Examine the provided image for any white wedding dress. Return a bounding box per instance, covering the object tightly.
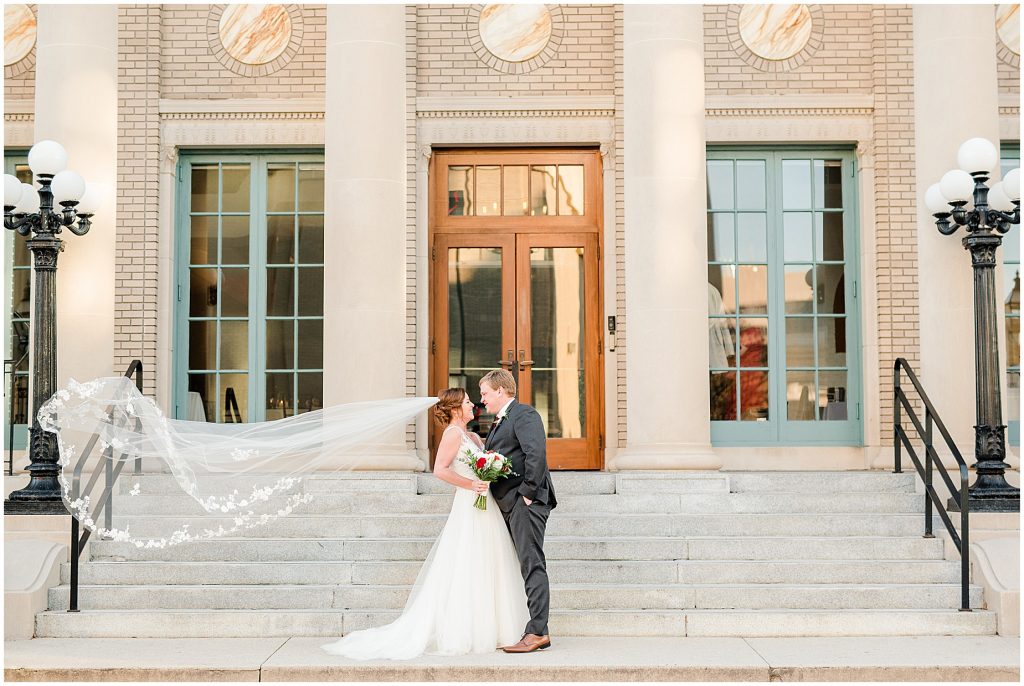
[322,426,530,660]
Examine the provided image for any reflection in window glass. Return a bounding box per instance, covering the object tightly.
[531,165,557,216]
[448,166,473,216]
[558,165,585,216]
[504,166,529,216]
[477,165,501,216]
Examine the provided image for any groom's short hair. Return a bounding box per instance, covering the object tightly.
[480,369,517,396]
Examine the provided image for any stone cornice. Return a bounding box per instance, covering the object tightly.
[159,99,324,119]
[417,95,615,119]
[705,94,874,118]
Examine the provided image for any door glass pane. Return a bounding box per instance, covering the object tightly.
[220,320,248,370]
[817,212,844,261]
[297,163,324,212]
[221,268,248,317]
[708,213,735,263]
[530,247,585,439]
[817,317,847,367]
[267,164,295,213]
[739,318,768,367]
[783,213,813,262]
[189,320,215,371]
[448,247,503,438]
[785,317,814,368]
[815,159,843,209]
[297,267,324,316]
[448,166,473,216]
[785,265,814,314]
[782,159,812,209]
[737,265,768,314]
[190,165,218,212]
[267,215,295,264]
[707,160,734,210]
[190,216,217,264]
[297,319,324,369]
[737,214,767,262]
[708,265,737,315]
[786,370,816,421]
[266,319,295,369]
[189,268,217,317]
[297,372,323,414]
[221,165,250,213]
[530,165,557,216]
[710,371,737,420]
[558,165,584,216]
[220,373,248,422]
[298,215,324,264]
[221,215,250,265]
[816,265,846,315]
[266,372,293,420]
[503,166,528,216]
[818,370,848,420]
[477,165,500,216]
[740,370,769,420]
[266,268,294,316]
[188,374,216,422]
[736,160,766,210]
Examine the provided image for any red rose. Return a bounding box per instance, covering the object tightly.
[476,457,486,469]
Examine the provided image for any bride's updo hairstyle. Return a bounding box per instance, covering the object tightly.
[432,388,467,426]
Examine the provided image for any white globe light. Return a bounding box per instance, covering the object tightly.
[27,140,68,176]
[4,174,23,208]
[50,170,86,204]
[925,183,951,214]
[939,169,975,203]
[1003,168,1020,201]
[957,137,999,174]
[14,183,38,214]
[76,183,102,215]
[988,181,1014,212]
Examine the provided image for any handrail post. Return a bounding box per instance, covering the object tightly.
[68,517,80,612]
[893,360,902,474]
[104,447,113,533]
[924,410,934,538]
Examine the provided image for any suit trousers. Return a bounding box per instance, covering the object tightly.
[497,491,551,636]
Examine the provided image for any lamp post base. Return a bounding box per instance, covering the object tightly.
[3,499,68,515]
[948,493,1020,513]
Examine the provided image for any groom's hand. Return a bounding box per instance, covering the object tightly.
[522,496,533,506]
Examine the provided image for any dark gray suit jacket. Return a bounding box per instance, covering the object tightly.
[485,400,557,509]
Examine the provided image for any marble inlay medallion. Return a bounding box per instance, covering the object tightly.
[997,4,1020,56]
[738,4,813,61]
[479,4,552,63]
[4,4,35,67]
[219,4,292,66]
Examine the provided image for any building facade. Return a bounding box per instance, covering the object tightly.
[4,3,1021,475]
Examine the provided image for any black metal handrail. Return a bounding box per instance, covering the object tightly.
[68,360,143,613]
[893,357,970,612]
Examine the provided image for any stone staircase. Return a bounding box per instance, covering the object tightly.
[36,471,997,638]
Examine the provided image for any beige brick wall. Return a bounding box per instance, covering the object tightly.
[159,4,325,99]
[415,4,615,98]
[613,5,626,446]
[115,5,161,397]
[406,5,419,446]
[997,57,1020,96]
[3,4,36,103]
[704,4,874,95]
[871,4,920,444]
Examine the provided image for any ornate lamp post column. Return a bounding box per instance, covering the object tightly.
[925,137,1021,513]
[3,140,98,514]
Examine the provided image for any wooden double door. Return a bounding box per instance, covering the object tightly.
[430,150,604,470]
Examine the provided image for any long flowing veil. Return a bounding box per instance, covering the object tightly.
[39,376,437,548]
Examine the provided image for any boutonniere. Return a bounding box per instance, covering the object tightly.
[493,414,506,428]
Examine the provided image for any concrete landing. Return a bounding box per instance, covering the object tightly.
[4,635,1019,681]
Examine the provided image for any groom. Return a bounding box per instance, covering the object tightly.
[479,369,557,653]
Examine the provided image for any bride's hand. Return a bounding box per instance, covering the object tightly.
[471,479,488,495]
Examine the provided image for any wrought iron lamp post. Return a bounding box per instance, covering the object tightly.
[925,137,1021,513]
[3,140,99,514]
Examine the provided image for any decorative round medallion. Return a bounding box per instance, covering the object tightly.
[4,3,35,77]
[996,4,1020,68]
[727,4,823,72]
[208,4,304,77]
[468,5,563,74]
[479,4,551,63]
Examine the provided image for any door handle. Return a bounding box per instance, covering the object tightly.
[499,350,516,370]
[518,350,535,369]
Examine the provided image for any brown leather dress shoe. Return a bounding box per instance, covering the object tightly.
[501,633,551,653]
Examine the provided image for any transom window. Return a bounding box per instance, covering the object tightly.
[707,149,861,445]
[447,163,584,217]
[176,153,324,423]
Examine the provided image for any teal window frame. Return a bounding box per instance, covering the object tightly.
[4,151,30,450]
[707,147,863,446]
[1000,141,1020,446]
[174,151,325,422]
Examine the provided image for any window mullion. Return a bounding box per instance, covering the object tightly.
[253,157,268,422]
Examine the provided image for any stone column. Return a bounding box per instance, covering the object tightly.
[33,5,117,400]
[613,4,721,470]
[323,5,420,470]
[912,4,1003,465]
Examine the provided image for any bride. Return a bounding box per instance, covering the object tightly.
[322,388,530,660]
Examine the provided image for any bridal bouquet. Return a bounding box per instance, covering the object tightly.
[460,448,515,511]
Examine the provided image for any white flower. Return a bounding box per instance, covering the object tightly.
[129,483,141,496]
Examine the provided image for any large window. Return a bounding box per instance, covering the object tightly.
[1001,143,1020,446]
[176,154,324,422]
[707,149,861,445]
[4,153,30,450]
